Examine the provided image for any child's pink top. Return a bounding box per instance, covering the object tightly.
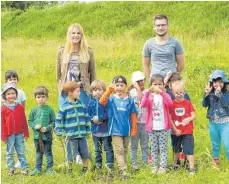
[141,91,172,132]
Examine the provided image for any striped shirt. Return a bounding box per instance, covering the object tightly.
[28,105,55,141]
[55,99,91,139]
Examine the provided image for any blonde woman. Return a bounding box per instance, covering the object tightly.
[57,23,96,107]
[56,24,96,169]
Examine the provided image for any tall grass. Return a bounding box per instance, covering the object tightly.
[1,2,229,184]
[2,2,229,39]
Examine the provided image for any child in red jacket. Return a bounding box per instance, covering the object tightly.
[1,83,29,176]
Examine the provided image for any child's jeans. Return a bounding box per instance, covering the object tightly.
[67,137,90,162]
[131,123,148,165]
[34,139,53,170]
[92,135,114,168]
[112,136,129,171]
[6,134,28,170]
[209,122,229,160]
[148,130,169,168]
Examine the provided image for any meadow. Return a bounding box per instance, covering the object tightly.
[1,2,229,184]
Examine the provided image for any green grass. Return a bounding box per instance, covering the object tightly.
[1,2,229,184]
[2,2,229,39]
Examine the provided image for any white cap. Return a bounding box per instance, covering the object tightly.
[131,71,145,83]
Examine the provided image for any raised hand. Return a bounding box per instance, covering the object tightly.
[205,82,212,95]
[215,85,222,95]
[132,81,140,89]
[108,83,115,90]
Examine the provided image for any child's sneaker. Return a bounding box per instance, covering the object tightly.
[188,168,196,175]
[148,154,152,163]
[212,158,219,168]
[15,160,21,169]
[8,169,15,176]
[132,164,139,171]
[67,168,73,175]
[21,169,29,175]
[157,167,166,174]
[152,167,157,174]
[120,170,130,179]
[76,155,83,165]
[45,168,53,175]
[179,152,185,161]
[81,167,88,176]
[30,168,41,176]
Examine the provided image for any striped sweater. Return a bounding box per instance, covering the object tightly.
[28,105,55,141]
[55,99,91,138]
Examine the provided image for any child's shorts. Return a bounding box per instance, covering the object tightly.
[68,137,89,161]
[171,134,194,155]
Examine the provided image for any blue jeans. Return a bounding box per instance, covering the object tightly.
[34,139,53,170]
[209,122,229,160]
[6,134,28,169]
[67,137,89,162]
[58,88,90,107]
[131,123,148,165]
[92,135,114,168]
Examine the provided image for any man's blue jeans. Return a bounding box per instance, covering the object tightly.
[92,135,114,168]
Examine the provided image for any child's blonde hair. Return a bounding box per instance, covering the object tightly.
[90,80,106,93]
[171,80,185,92]
[63,81,80,95]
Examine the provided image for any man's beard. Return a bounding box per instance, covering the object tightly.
[156,31,168,37]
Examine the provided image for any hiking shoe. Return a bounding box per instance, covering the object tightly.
[21,169,29,175]
[132,164,140,171]
[45,168,53,175]
[8,169,15,176]
[152,167,157,174]
[189,168,196,175]
[120,170,130,179]
[81,167,88,176]
[30,168,41,176]
[157,167,166,174]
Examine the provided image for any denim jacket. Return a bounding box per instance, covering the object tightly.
[87,97,109,134]
[202,91,229,119]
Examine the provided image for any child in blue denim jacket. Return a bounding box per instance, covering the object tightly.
[88,80,114,170]
[202,70,229,167]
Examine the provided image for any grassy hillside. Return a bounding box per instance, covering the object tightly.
[2,2,229,39]
[1,1,229,184]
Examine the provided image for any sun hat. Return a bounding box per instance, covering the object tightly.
[131,71,145,83]
[1,83,18,98]
[209,70,229,84]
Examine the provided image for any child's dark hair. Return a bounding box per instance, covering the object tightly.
[5,70,19,81]
[34,86,49,97]
[168,72,182,83]
[210,78,228,93]
[112,75,127,85]
[150,74,164,85]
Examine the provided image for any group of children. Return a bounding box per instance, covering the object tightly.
[1,69,229,179]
